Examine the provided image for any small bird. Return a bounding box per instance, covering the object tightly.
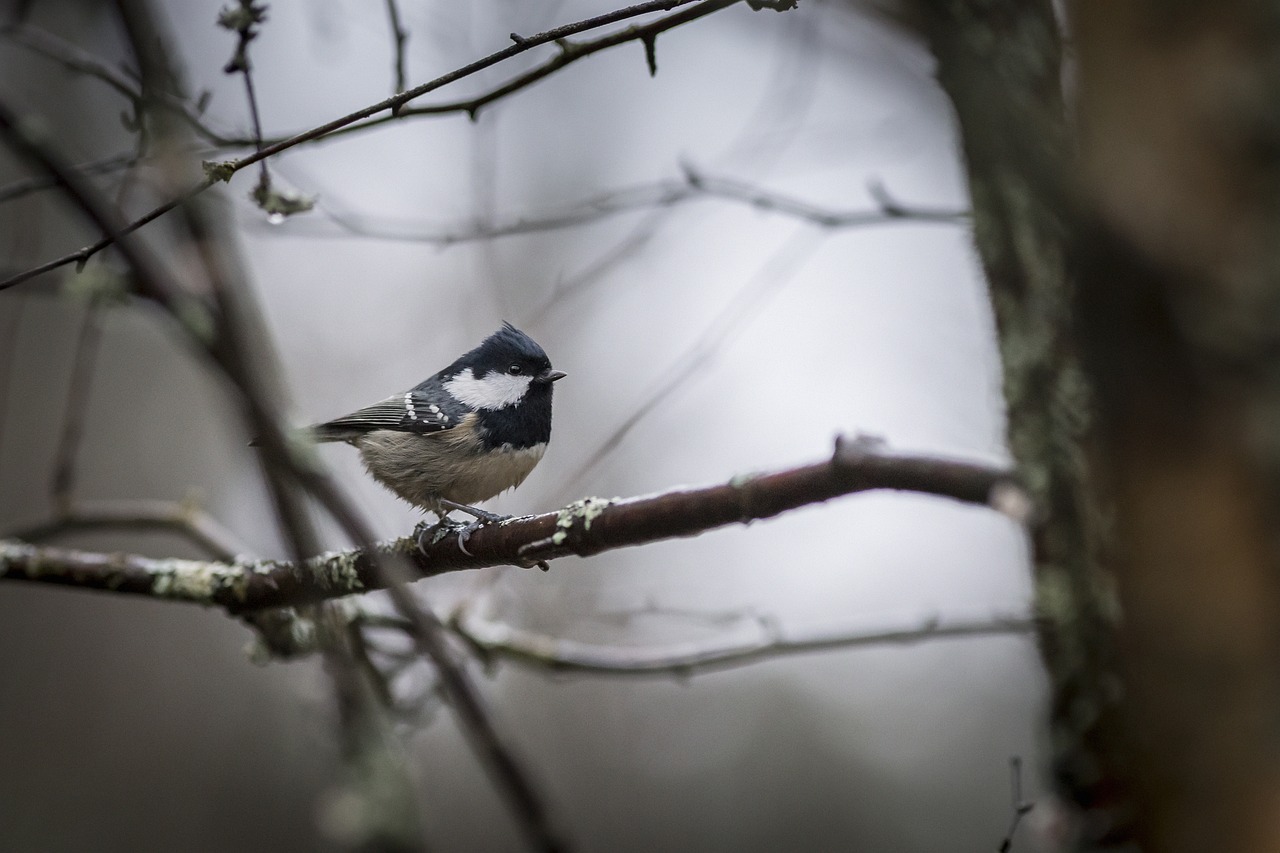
[310,323,565,542]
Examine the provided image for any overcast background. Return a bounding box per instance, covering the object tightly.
[0,1,1046,850]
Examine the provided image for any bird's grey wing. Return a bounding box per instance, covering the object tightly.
[310,392,457,443]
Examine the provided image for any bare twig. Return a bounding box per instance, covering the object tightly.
[382,0,740,122]
[2,439,1019,610]
[218,0,268,182]
[216,0,312,218]
[385,0,409,98]
[0,0,744,291]
[997,756,1035,852]
[451,608,1035,676]
[0,181,211,292]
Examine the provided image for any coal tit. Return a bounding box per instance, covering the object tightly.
[311,323,565,532]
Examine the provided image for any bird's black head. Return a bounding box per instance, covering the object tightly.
[436,323,565,415]
[461,322,553,380]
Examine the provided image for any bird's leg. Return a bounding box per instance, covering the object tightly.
[439,499,509,523]
[438,499,512,556]
[414,510,465,553]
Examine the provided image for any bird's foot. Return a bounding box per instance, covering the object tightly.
[433,499,512,555]
[414,516,467,553]
[454,512,513,556]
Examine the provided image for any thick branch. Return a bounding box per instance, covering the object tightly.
[1,439,1017,612]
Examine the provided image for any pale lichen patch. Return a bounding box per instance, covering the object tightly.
[550,497,615,546]
[150,558,245,603]
[303,549,366,593]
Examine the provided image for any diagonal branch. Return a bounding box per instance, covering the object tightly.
[1,438,1020,612]
[0,0,747,292]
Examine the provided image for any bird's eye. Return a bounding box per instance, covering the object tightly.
[509,364,523,375]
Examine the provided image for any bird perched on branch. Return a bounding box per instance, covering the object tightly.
[310,323,565,546]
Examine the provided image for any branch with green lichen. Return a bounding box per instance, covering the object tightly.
[1,436,1019,613]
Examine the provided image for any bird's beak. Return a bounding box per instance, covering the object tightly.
[538,369,568,383]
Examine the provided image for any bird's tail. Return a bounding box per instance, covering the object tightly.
[248,424,357,447]
[307,423,365,444]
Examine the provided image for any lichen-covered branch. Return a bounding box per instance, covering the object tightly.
[2,438,1017,612]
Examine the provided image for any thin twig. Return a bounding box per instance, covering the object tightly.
[0,0,743,292]
[0,181,212,292]
[1,439,1020,610]
[218,1,271,191]
[385,0,409,98]
[381,0,740,122]
[997,756,1035,852]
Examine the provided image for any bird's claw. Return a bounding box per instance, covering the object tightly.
[456,521,483,556]
[455,513,512,556]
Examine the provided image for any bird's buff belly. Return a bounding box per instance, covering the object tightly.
[356,429,547,511]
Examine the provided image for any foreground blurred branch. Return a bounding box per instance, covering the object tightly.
[0,12,560,844]
[1,437,1018,612]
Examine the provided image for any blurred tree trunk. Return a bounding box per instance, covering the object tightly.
[906,0,1280,849]
[902,0,1132,842]
[1072,3,1280,851]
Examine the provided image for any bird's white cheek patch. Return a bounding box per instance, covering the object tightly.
[444,368,533,410]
